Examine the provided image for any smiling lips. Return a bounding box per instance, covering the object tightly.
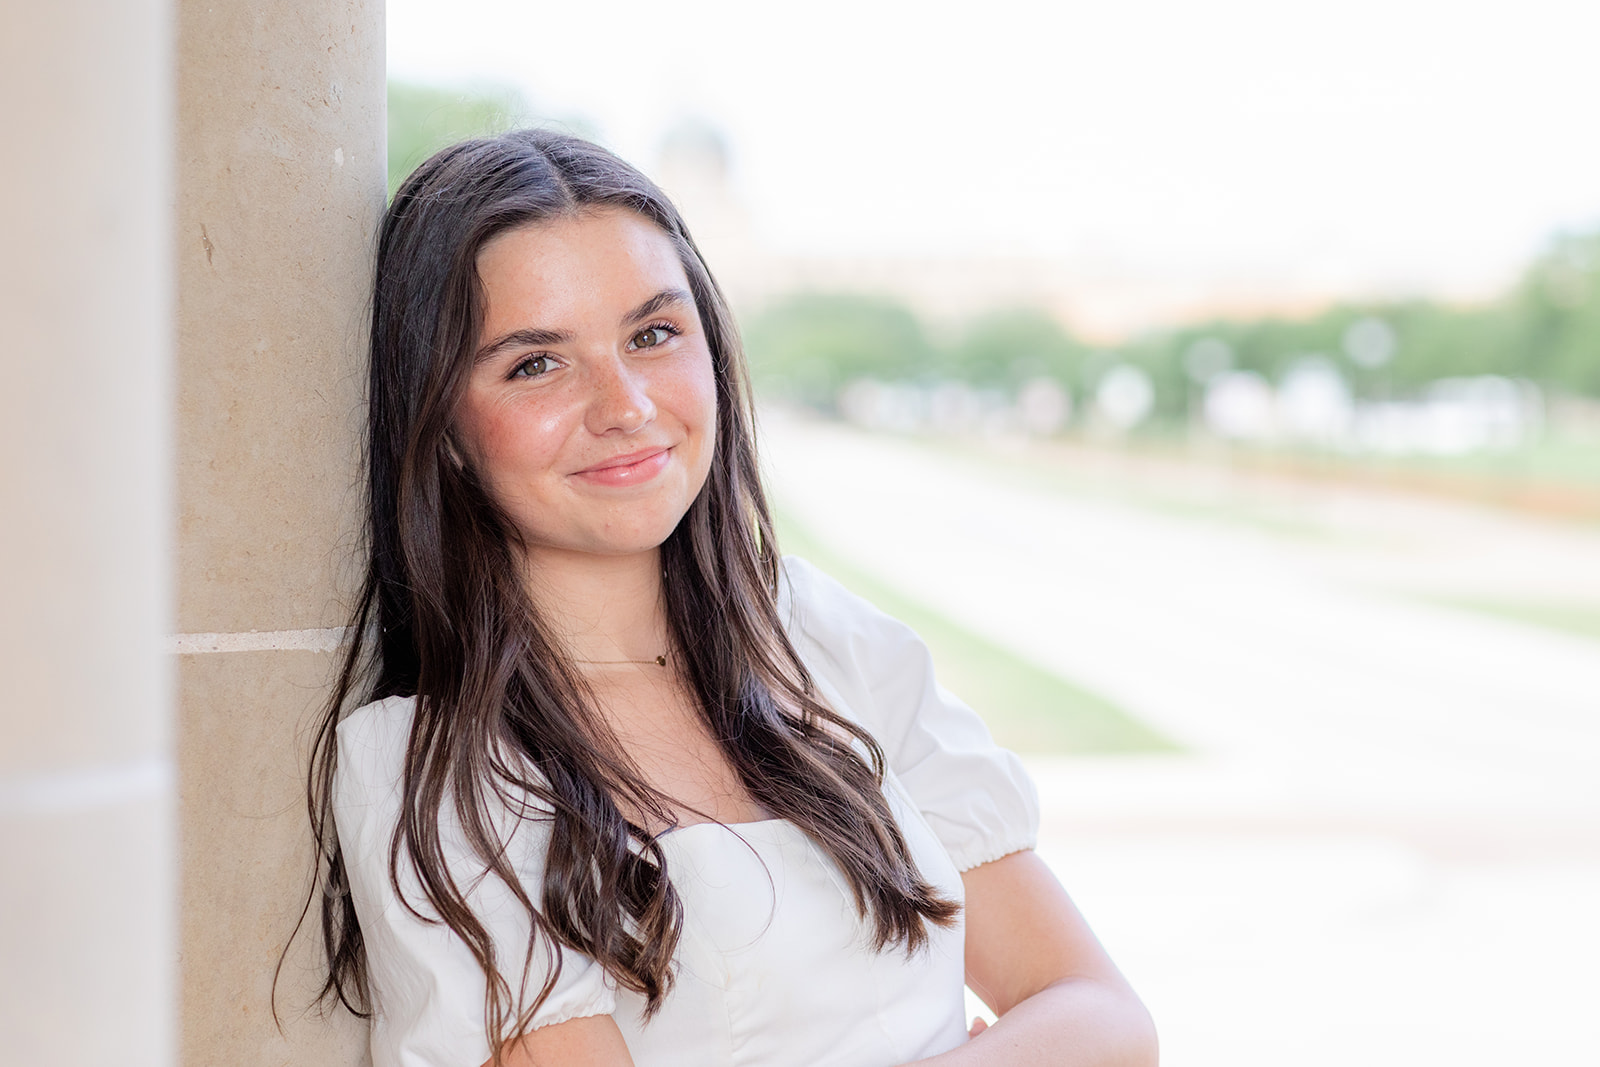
[572,447,672,487]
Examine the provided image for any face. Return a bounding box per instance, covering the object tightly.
[454,208,718,568]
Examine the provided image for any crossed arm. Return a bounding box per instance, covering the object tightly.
[493,849,1157,1067]
[908,849,1157,1066]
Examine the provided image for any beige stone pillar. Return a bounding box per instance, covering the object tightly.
[173,2,383,1064]
[0,1,175,1065]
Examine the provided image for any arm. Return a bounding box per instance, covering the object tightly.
[486,1014,636,1067]
[908,850,1157,1067]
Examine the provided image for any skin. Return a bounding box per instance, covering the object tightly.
[463,209,1157,1067]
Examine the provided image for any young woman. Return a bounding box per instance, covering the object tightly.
[307,129,1156,1067]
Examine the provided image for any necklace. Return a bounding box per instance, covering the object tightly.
[575,653,668,667]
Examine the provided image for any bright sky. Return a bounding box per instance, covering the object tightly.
[389,0,1600,302]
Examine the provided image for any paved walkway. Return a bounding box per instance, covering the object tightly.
[761,414,1600,1066]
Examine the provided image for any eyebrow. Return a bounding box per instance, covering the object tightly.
[620,288,693,328]
[475,326,573,364]
[474,288,694,364]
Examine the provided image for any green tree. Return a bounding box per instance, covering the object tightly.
[387,80,597,198]
[1510,230,1600,394]
[743,293,934,410]
[947,308,1083,387]
[1114,331,1190,421]
[1375,301,1514,391]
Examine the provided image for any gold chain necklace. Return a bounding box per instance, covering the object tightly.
[575,653,668,667]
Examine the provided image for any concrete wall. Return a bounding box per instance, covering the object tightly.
[0,1,176,1064]
[173,1,383,1064]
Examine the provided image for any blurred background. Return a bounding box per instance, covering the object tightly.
[390,1,1600,1063]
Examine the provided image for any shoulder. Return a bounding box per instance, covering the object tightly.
[775,552,862,623]
[775,555,1040,869]
[333,695,417,804]
[337,693,418,756]
[776,554,924,675]
[332,694,554,849]
[330,695,418,862]
[773,554,945,742]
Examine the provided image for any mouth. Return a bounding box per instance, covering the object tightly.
[572,446,672,486]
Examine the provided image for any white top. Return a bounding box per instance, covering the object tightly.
[334,557,1040,1067]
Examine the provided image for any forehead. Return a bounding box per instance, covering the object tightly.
[475,208,690,326]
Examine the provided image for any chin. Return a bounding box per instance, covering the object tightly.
[523,495,703,561]
[576,522,686,559]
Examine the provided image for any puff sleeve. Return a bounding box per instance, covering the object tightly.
[777,556,1041,871]
[333,696,616,1067]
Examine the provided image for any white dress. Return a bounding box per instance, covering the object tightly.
[334,557,1040,1067]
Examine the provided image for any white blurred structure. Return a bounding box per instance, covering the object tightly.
[1094,364,1156,432]
[836,360,1543,458]
[837,379,928,434]
[1353,376,1544,455]
[840,377,1073,438]
[1343,316,1398,368]
[1276,355,1354,446]
[1204,370,1278,442]
[1203,366,1544,455]
[1018,377,1073,436]
[926,381,987,435]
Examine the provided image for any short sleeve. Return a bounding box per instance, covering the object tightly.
[333,696,616,1067]
[777,556,1041,871]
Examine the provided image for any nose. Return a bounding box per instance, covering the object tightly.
[584,354,656,436]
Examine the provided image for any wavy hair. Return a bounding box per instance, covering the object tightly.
[299,129,958,1061]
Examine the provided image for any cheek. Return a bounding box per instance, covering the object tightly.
[458,400,571,494]
[674,350,720,439]
[684,362,721,493]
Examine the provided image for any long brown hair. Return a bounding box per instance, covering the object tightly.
[302,129,958,1058]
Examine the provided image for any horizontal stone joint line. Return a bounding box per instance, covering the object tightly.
[0,757,172,814]
[168,627,348,654]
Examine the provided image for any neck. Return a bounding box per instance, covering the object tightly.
[522,546,670,665]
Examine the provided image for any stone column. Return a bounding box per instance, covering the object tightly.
[0,2,175,1065]
[173,2,383,1064]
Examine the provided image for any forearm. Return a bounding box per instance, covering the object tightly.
[937,850,1158,1066]
[908,977,1157,1067]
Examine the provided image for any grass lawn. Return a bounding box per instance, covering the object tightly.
[772,512,1182,755]
[1429,596,1600,642]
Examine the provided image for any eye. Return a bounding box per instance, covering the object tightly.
[629,323,680,350]
[508,354,556,380]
